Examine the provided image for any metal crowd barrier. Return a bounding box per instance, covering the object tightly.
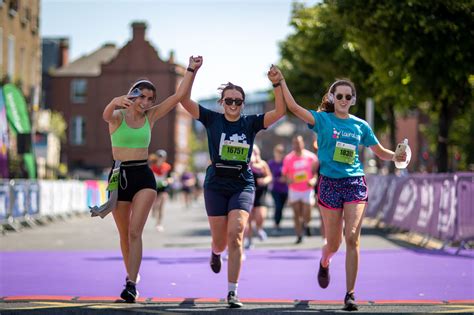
[365,172,474,252]
[0,179,107,232]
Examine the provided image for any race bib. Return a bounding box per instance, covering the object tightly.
[294,170,308,183]
[333,141,356,164]
[221,141,250,162]
[107,168,120,191]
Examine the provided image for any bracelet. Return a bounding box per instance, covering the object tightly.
[187,67,195,73]
[272,81,281,88]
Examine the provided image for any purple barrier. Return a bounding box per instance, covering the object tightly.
[455,173,474,242]
[366,173,474,242]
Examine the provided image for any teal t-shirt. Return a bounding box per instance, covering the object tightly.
[308,110,379,179]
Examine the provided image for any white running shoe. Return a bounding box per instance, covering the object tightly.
[257,229,267,241]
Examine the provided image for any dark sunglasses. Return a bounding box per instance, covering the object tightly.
[335,93,353,101]
[224,98,243,106]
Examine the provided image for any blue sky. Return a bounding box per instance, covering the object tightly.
[41,0,318,100]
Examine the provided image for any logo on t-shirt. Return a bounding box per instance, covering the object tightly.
[332,128,361,141]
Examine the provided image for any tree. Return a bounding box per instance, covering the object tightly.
[335,0,474,172]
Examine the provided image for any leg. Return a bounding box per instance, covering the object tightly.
[227,209,249,283]
[208,215,228,254]
[315,203,326,241]
[112,201,132,275]
[272,191,283,228]
[320,206,343,267]
[292,201,303,237]
[127,188,156,282]
[343,202,366,293]
[302,202,312,232]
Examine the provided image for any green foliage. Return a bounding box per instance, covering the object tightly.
[50,111,67,142]
[334,0,474,171]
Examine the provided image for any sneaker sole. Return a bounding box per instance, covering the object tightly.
[120,290,139,303]
[343,303,358,311]
[228,302,243,308]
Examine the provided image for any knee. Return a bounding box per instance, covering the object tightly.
[345,233,360,249]
[128,229,142,242]
[213,238,227,253]
[227,230,244,250]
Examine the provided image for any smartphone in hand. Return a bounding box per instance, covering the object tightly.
[128,88,142,100]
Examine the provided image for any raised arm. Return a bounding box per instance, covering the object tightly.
[275,68,315,126]
[147,57,202,123]
[263,65,287,128]
[179,56,203,120]
[103,95,133,124]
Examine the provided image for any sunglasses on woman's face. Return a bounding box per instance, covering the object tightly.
[224,98,244,106]
[335,94,353,101]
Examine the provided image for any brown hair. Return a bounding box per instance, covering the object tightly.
[130,79,157,102]
[217,82,245,103]
[318,79,356,113]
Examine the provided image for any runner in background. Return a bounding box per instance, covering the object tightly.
[149,149,172,232]
[181,168,196,208]
[245,144,272,249]
[282,135,319,244]
[268,144,288,234]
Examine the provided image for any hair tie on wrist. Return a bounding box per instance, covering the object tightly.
[272,81,281,88]
[187,67,195,73]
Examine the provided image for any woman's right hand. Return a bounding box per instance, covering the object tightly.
[188,55,203,72]
[114,95,134,109]
[268,64,283,84]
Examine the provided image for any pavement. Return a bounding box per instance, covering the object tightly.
[1,195,473,314]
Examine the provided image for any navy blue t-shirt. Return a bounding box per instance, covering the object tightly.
[198,105,266,192]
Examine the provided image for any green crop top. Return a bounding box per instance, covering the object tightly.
[110,111,151,148]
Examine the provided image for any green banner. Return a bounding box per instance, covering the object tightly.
[3,84,31,133]
[3,84,36,179]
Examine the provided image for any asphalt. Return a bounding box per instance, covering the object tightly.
[1,195,473,314]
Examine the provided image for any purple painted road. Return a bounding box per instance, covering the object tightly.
[1,248,472,301]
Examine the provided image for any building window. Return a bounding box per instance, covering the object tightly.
[71,79,87,103]
[8,0,18,17]
[7,35,14,80]
[70,116,85,145]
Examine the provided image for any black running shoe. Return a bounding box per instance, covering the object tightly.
[343,292,358,311]
[227,291,243,308]
[295,236,303,244]
[120,281,139,303]
[317,260,330,289]
[305,226,312,236]
[210,252,222,273]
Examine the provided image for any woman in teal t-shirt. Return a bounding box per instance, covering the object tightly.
[274,68,407,311]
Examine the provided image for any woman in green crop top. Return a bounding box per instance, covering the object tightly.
[101,63,197,303]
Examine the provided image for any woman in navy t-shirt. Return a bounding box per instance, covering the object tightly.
[180,56,285,308]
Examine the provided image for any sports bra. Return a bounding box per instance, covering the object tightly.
[110,111,151,148]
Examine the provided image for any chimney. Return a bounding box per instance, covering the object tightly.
[131,21,147,41]
[59,38,69,66]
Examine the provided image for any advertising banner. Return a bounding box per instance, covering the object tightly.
[0,180,10,221]
[0,88,9,178]
[3,84,36,179]
[366,173,474,242]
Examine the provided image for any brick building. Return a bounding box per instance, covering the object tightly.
[48,22,192,176]
[0,0,41,100]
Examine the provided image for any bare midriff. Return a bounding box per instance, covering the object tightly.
[112,147,149,162]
